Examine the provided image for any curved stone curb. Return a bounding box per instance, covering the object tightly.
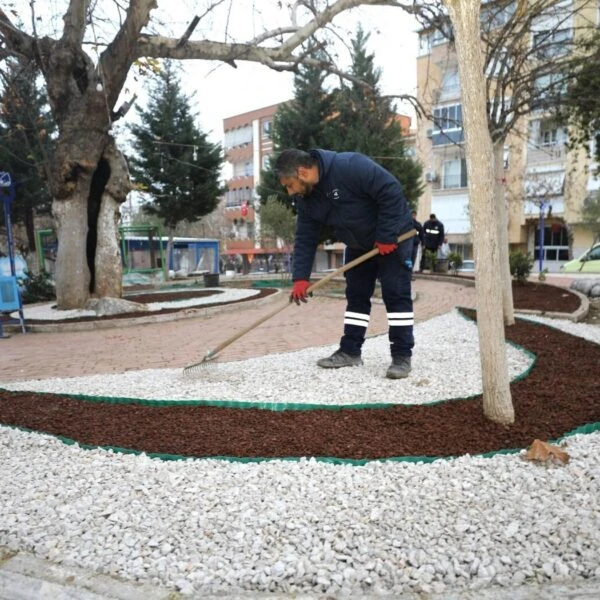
[6,288,284,334]
[415,273,589,322]
[2,547,600,600]
[515,286,589,323]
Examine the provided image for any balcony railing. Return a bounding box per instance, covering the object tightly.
[526,144,565,164]
[225,195,253,208]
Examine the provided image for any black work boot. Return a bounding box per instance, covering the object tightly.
[317,349,363,369]
[386,356,411,379]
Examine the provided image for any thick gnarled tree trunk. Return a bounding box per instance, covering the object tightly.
[51,108,130,308]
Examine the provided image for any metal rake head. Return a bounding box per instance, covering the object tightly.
[182,350,218,375]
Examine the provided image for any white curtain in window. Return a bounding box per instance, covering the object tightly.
[443,159,461,188]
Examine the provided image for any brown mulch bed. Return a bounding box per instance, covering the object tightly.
[0,281,598,461]
[510,280,582,312]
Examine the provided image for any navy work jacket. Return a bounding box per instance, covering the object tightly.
[292,149,412,281]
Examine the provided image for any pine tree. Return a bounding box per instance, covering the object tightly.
[260,31,423,211]
[0,57,54,253]
[257,44,337,207]
[128,61,225,240]
[329,26,423,208]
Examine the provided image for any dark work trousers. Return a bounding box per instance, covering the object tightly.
[340,246,414,358]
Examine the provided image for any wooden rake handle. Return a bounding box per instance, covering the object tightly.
[305,228,417,294]
[187,229,417,367]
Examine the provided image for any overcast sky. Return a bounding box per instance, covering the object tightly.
[178,4,420,144]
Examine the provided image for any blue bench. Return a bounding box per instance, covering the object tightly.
[0,275,25,337]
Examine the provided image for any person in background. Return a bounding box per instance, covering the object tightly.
[275,148,415,379]
[420,213,445,271]
[410,210,424,278]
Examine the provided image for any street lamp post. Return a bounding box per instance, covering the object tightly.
[538,200,547,273]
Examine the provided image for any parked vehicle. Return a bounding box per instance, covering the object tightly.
[561,243,600,273]
[457,259,475,273]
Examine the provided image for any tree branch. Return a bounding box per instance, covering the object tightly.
[99,0,157,108]
[61,0,91,48]
[0,7,37,60]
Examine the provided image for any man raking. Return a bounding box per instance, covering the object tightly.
[275,149,415,379]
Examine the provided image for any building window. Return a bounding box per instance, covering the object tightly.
[442,159,468,189]
[432,104,464,146]
[262,121,272,138]
[533,73,568,110]
[433,104,462,132]
[233,161,253,178]
[484,49,512,78]
[540,128,558,147]
[225,187,253,208]
[418,24,453,55]
[534,224,569,262]
[262,155,271,170]
[431,23,453,46]
[440,68,460,99]
[481,1,517,29]
[533,28,572,60]
[537,122,567,149]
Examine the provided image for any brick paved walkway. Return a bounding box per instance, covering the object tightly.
[0,279,478,382]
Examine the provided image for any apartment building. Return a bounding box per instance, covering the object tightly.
[415,0,599,271]
[221,103,283,270]
[222,103,415,272]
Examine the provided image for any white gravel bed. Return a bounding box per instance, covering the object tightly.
[14,287,260,321]
[518,313,600,345]
[0,427,599,596]
[1,311,599,597]
[1,311,533,406]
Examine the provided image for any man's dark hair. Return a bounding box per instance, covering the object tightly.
[274,149,316,178]
[430,213,436,219]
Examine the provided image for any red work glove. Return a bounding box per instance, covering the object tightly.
[375,241,398,255]
[290,280,311,305]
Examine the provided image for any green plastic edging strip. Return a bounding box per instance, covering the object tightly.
[251,280,292,288]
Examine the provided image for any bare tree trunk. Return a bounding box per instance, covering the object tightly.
[493,142,515,325]
[444,0,514,425]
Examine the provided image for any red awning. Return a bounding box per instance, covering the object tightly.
[222,248,291,255]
